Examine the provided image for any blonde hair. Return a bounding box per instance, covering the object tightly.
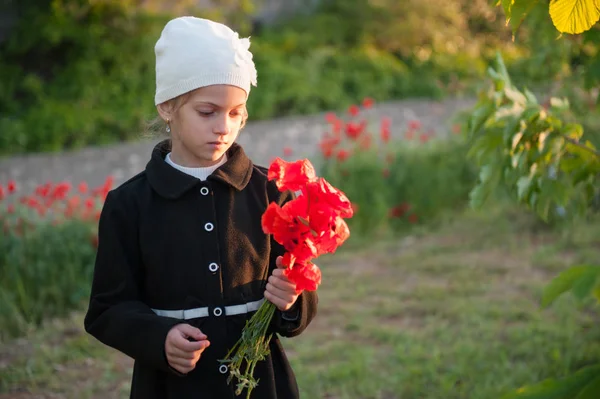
[144,91,248,139]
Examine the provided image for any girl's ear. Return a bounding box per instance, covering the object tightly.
[156,102,173,122]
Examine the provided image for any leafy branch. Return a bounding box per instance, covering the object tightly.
[466,52,600,222]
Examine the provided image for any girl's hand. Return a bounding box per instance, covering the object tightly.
[264,256,302,311]
[165,324,210,374]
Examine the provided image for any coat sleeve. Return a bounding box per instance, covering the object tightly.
[266,184,319,338]
[84,190,182,373]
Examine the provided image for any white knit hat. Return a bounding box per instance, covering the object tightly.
[154,16,258,105]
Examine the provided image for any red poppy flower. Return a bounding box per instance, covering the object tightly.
[345,121,366,140]
[79,182,88,194]
[0,185,4,201]
[380,119,391,143]
[305,178,353,218]
[332,119,344,136]
[336,149,350,162]
[284,261,322,292]
[362,97,374,109]
[268,158,317,192]
[316,216,350,255]
[325,112,337,124]
[408,120,422,131]
[348,105,360,117]
[7,180,16,193]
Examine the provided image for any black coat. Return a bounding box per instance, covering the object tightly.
[84,140,318,399]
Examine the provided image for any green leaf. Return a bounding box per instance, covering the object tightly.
[517,175,532,200]
[504,0,541,35]
[550,97,570,110]
[541,265,599,307]
[502,364,600,399]
[524,88,539,105]
[468,103,495,136]
[549,0,600,34]
[576,375,600,399]
[572,267,600,301]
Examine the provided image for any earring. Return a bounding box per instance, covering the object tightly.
[166,119,171,133]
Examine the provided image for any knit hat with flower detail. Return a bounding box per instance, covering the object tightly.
[154,16,258,105]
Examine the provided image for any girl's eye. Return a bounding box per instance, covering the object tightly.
[198,111,213,116]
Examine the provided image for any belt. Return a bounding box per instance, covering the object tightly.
[151,298,265,320]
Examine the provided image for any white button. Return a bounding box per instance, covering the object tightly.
[219,364,228,374]
[213,307,223,317]
[204,223,214,232]
[200,187,209,196]
[209,263,219,272]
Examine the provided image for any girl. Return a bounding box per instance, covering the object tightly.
[84,16,318,399]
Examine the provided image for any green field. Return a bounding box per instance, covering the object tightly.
[2,204,599,399]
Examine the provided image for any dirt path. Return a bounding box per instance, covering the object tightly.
[0,97,474,193]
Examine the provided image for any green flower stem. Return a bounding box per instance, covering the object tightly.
[220,300,276,398]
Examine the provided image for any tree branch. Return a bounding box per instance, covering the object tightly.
[563,136,600,160]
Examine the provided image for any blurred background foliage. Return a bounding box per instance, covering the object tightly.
[0,0,598,154]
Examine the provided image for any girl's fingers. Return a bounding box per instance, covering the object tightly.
[268,274,296,292]
[167,345,197,360]
[173,337,210,352]
[266,282,297,302]
[264,290,295,311]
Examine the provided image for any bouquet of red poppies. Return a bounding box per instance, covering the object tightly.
[220,157,353,398]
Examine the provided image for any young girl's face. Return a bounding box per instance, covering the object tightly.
[160,84,248,167]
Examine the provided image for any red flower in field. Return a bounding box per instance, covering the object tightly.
[283,147,293,156]
[345,121,366,140]
[419,133,430,144]
[94,210,101,221]
[348,104,360,117]
[405,130,415,140]
[79,182,88,194]
[7,204,15,214]
[380,124,390,143]
[362,97,374,109]
[91,176,114,201]
[51,182,71,200]
[332,119,344,136]
[85,198,95,210]
[7,180,16,193]
[390,202,411,218]
[408,214,418,224]
[325,112,337,124]
[408,120,422,131]
[27,197,40,208]
[336,149,350,162]
[0,185,4,201]
[284,261,322,292]
[382,168,390,178]
[381,117,391,129]
[268,158,317,192]
[35,183,51,198]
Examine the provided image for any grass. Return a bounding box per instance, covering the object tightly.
[1,202,599,399]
